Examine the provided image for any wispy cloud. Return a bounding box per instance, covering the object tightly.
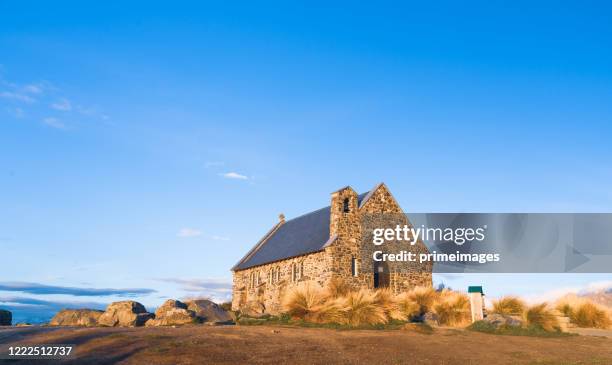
[212,235,230,241]
[177,227,202,238]
[23,84,44,94]
[220,172,248,180]
[42,117,65,129]
[0,74,107,125]
[51,98,72,111]
[0,296,106,309]
[157,278,232,302]
[0,282,156,297]
[0,91,35,103]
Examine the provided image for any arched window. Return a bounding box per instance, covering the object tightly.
[275,267,281,283]
[268,270,273,285]
[291,263,298,282]
[343,198,350,213]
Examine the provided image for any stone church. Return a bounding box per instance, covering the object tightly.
[231,183,432,315]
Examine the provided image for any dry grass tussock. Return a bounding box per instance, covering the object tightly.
[406,286,437,315]
[524,303,559,332]
[282,284,462,327]
[282,283,326,322]
[433,290,471,327]
[492,296,526,316]
[282,283,611,330]
[555,295,611,329]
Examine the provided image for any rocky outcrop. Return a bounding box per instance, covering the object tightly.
[0,310,11,326]
[98,301,154,327]
[145,300,196,327]
[483,313,522,328]
[50,309,103,327]
[185,299,233,324]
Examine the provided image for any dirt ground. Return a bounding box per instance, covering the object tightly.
[1,325,611,365]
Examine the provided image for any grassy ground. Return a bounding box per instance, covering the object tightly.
[1,324,611,365]
[467,320,576,338]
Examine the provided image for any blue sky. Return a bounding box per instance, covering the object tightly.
[1,1,611,323]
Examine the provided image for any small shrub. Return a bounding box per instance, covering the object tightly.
[556,296,611,329]
[374,289,406,321]
[571,302,610,329]
[492,296,525,316]
[306,297,347,324]
[326,277,350,298]
[406,286,437,315]
[395,293,421,320]
[556,302,573,317]
[342,289,387,326]
[433,290,470,327]
[524,303,559,332]
[282,283,325,320]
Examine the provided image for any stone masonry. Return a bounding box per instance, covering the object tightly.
[231,183,432,315]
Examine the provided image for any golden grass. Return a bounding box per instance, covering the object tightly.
[433,290,471,327]
[282,283,325,320]
[280,282,485,328]
[492,296,526,316]
[524,303,559,332]
[325,277,351,298]
[555,296,611,329]
[280,280,611,331]
[572,302,611,329]
[305,297,347,324]
[374,288,406,321]
[342,289,388,326]
[406,286,437,315]
[395,293,421,320]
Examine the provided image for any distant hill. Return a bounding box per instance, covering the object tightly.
[580,288,612,308]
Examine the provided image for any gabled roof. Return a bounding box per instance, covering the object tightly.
[232,190,370,271]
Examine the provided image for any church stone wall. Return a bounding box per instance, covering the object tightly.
[231,184,432,315]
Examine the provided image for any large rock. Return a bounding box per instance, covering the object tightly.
[145,300,196,327]
[420,312,439,327]
[98,301,154,327]
[185,299,233,324]
[483,313,523,328]
[50,309,103,327]
[0,310,11,326]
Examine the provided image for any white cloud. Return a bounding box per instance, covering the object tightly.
[51,98,72,111]
[157,277,232,302]
[42,117,65,129]
[0,91,35,103]
[220,172,248,180]
[211,235,230,241]
[177,228,202,238]
[23,84,43,94]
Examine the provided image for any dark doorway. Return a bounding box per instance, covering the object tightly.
[373,261,390,288]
